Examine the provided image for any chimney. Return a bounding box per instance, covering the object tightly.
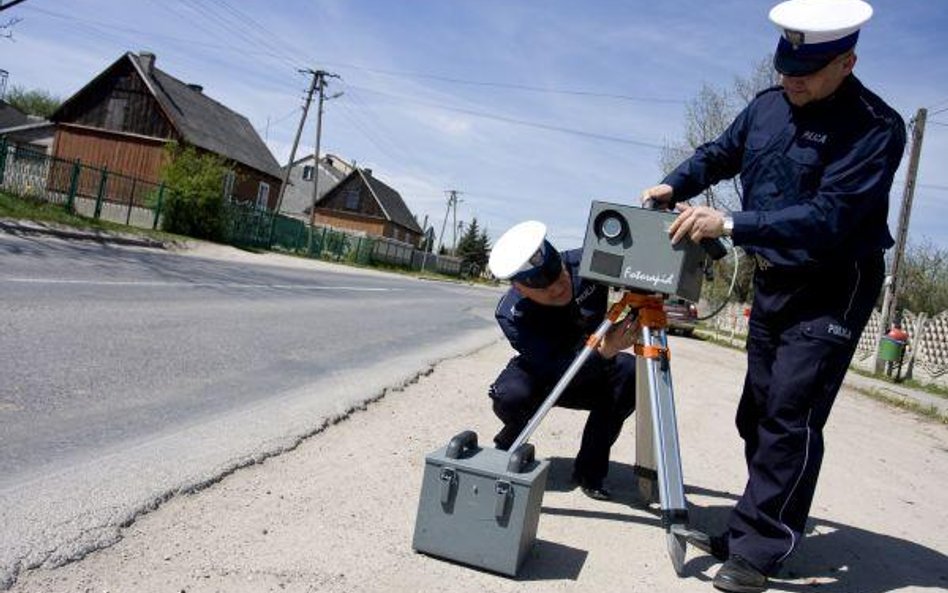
[363,168,372,177]
[187,84,203,93]
[139,51,155,76]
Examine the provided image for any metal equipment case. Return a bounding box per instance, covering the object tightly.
[412,432,550,576]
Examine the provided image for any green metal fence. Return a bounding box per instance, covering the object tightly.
[230,208,374,264]
[0,138,166,229]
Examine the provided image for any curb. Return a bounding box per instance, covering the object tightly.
[0,219,170,249]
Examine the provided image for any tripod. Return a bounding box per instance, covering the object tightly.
[508,290,707,575]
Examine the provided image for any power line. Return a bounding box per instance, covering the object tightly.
[346,83,666,150]
[176,0,301,70]
[320,61,685,104]
[198,0,303,68]
[338,84,408,161]
[927,96,948,110]
[20,4,685,107]
[335,100,405,165]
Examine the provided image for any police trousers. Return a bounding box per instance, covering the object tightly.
[488,352,636,487]
[729,253,884,574]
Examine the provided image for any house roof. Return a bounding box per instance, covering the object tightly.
[0,100,31,130]
[52,52,281,180]
[128,53,282,179]
[281,156,346,215]
[319,168,423,234]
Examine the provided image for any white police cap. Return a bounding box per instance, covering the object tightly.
[769,0,872,75]
[488,220,564,289]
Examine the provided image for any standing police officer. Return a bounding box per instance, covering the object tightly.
[640,1,906,591]
[487,221,637,501]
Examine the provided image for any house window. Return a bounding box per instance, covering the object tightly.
[302,165,314,181]
[344,187,360,211]
[257,182,270,209]
[104,97,128,129]
[222,170,237,201]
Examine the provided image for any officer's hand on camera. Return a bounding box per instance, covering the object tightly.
[669,203,725,245]
[640,184,675,209]
[598,315,638,359]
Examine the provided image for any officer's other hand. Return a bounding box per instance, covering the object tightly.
[640,184,674,209]
[599,314,638,359]
[668,203,725,245]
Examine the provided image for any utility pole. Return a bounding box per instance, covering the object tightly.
[269,70,318,237]
[876,107,927,373]
[437,190,461,254]
[419,214,430,273]
[306,70,341,254]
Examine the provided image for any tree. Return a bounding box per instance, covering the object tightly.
[5,85,61,118]
[899,239,948,315]
[662,56,780,305]
[456,218,490,277]
[661,56,779,211]
[159,143,231,241]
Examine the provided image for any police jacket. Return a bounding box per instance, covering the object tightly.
[663,75,906,269]
[495,250,609,380]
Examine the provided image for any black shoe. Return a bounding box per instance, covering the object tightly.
[689,532,729,562]
[713,555,769,593]
[572,473,612,501]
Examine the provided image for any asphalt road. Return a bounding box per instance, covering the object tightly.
[0,234,501,586]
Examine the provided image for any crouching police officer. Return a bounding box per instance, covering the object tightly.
[487,220,637,501]
[641,1,906,591]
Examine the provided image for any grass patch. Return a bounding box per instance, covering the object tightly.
[0,191,182,243]
[2,191,496,286]
[694,328,746,351]
[695,326,947,423]
[849,386,948,424]
[847,365,948,399]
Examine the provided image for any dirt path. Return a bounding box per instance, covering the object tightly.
[7,336,946,593]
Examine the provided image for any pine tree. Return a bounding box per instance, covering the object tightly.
[456,218,490,276]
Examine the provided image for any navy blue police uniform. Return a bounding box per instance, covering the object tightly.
[490,249,636,489]
[663,74,905,573]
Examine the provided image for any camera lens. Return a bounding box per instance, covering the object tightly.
[600,215,623,239]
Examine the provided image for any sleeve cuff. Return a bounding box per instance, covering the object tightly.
[731,211,757,244]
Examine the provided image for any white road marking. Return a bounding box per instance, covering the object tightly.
[0,277,399,291]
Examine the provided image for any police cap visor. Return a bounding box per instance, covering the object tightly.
[512,248,563,289]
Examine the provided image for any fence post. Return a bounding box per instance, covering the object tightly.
[94,166,108,220]
[125,177,137,225]
[318,226,327,258]
[152,183,165,230]
[0,137,7,186]
[66,159,81,213]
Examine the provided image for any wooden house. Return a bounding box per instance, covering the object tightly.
[49,52,282,208]
[311,167,424,246]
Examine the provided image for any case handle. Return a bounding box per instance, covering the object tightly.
[445,430,479,459]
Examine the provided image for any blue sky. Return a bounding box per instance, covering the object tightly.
[3,0,947,249]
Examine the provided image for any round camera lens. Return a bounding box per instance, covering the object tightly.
[601,216,623,239]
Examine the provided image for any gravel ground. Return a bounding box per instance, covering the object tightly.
[6,332,946,593]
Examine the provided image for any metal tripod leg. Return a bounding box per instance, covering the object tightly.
[508,293,636,454]
[633,324,689,575]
